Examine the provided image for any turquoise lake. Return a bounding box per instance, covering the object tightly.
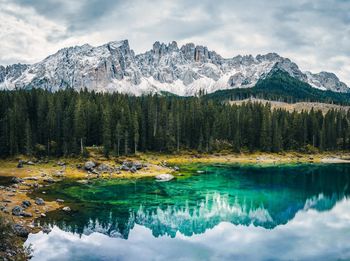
[25,163,350,261]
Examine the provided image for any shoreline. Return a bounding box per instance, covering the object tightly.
[1,151,350,259]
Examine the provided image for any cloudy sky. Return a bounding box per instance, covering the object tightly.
[1,0,349,84]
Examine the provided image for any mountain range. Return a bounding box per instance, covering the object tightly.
[0,39,349,96]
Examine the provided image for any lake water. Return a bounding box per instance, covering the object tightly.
[25,164,350,261]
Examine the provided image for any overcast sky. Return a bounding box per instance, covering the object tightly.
[0,0,349,84]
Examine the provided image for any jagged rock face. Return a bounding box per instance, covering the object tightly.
[0,64,28,87]
[0,40,348,95]
[306,71,349,92]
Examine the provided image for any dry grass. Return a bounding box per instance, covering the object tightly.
[230,98,350,114]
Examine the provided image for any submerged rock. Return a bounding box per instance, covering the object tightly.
[42,225,52,234]
[155,174,174,182]
[77,180,89,185]
[62,206,71,212]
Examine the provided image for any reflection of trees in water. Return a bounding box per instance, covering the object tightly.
[37,164,350,239]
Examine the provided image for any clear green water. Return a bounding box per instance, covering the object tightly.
[25,163,350,261]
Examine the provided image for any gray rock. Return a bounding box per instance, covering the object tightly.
[22,212,33,217]
[84,161,96,171]
[96,163,111,172]
[57,161,66,166]
[53,171,65,177]
[62,206,71,212]
[121,164,130,171]
[91,169,99,175]
[22,200,31,208]
[13,224,29,237]
[12,206,23,216]
[56,199,65,203]
[133,162,143,170]
[129,166,137,173]
[35,197,45,205]
[42,225,51,234]
[17,160,24,168]
[155,174,174,182]
[11,177,23,184]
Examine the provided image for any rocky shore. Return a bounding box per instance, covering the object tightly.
[0,157,177,260]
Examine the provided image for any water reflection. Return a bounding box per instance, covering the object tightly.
[26,164,350,260]
[33,164,350,239]
[26,198,350,261]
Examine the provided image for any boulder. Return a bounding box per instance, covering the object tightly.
[130,166,137,173]
[42,225,52,234]
[84,161,96,171]
[11,177,23,184]
[22,212,33,217]
[121,164,130,171]
[17,160,24,168]
[91,169,99,175]
[22,200,31,209]
[26,161,35,165]
[56,199,65,203]
[13,224,29,237]
[133,162,143,170]
[35,197,45,205]
[12,206,23,216]
[96,163,111,172]
[53,171,64,177]
[155,174,174,182]
[174,166,180,171]
[57,161,66,166]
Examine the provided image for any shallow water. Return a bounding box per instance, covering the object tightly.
[25,163,350,261]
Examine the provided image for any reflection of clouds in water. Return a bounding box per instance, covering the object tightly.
[26,198,350,261]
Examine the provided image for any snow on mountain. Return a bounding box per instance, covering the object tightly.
[0,40,349,95]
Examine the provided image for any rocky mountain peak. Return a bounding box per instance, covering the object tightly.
[0,39,348,95]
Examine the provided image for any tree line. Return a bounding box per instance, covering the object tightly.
[0,89,349,158]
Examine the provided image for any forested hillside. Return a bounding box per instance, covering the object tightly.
[206,71,350,104]
[0,89,349,158]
